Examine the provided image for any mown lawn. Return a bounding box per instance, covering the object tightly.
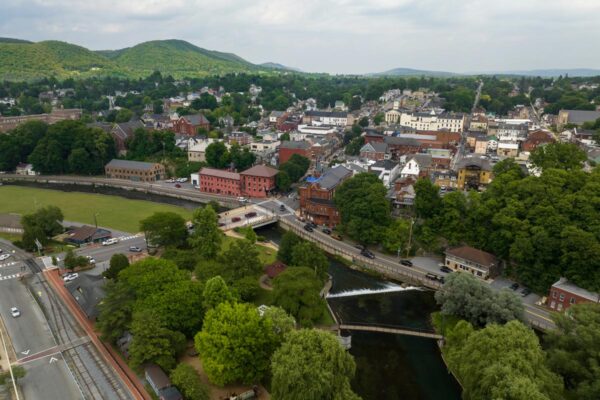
[0,186,193,233]
[221,235,278,265]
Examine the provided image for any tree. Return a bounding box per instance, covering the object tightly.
[271,329,360,400]
[373,113,385,126]
[219,239,262,280]
[335,173,390,245]
[278,231,302,264]
[414,178,442,219]
[118,258,190,299]
[358,116,369,127]
[291,241,329,279]
[21,205,64,237]
[0,365,26,386]
[444,320,563,400]
[140,212,187,248]
[103,253,129,280]
[545,304,600,400]
[170,364,210,400]
[344,136,364,156]
[205,141,230,169]
[435,272,524,327]
[382,218,411,254]
[63,248,87,271]
[188,206,222,259]
[276,171,292,192]
[262,306,296,335]
[195,302,277,385]
[96,281,135,343]
[202,276,235,310]
[280,132,290,141]
[272,267,325,327]
[129,310,186,371]
[530,142,586,171]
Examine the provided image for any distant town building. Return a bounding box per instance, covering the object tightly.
[444,245,499,280]
[303,111,352,127]
[455,157,493,190]
[385,110,465,133]
[15,163,38,176]
[110,120,145,155]
[173,114,210,136]
[197,165,278,198]
[104,159,165,182]
[0,108,82,133]
[548,277,599,312]
[557,109,600,128]
[279,141,311,165]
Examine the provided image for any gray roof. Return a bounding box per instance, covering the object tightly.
[305,110,348,118]
[318,165,352,190]
[371,159,397,170]
[552,277,599,302]
[270,110,286,117]
[112,120,144,140]
[562,110,600,125]
[384,136,421,147]
[455,156,491,171]
[408,153,433,169]
[67,274,106,319]
[182,114,209,125]
[281,140,310,150]
[105,159,161,171]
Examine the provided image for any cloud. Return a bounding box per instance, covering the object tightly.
[0,0,598,73]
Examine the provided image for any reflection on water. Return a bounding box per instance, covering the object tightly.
[256,226,461,400]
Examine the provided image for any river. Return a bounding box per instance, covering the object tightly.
[257,226,462,400]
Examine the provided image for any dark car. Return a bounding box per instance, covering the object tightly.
[279,205,286,212]
[331,233,342,240]
[354,244,364,250]
[303,224,314,232]
[521,288,532,297]
[174,183,181,188]
[440,266,452,273]
[361,249,375,259]
[400,259,413,267]
[425,273,439,281]
[437,276,446,284]
[245,212,257,218]
[308,222,318,228]
[232,217,241,222]
[322,227,332,235]
[509,283,519,291]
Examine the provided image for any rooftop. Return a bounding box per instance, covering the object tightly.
[199,167,240,180]
[280,140,310,150]
[445,245,496,267]
[241,164,279,178]
[105,159,161,171]
[552,277,599,302]
[318,165,352,190]
[305,110,348,118]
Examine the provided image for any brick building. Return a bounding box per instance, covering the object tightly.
[298,166,352,227]
[548,277,599,312]
[522,129,556,152]
[0,108,82,133]
[105,159,165,182]
[173,114,210,136]
[198,164,278,198]
[279,141,311,165]
[359,142,388,161]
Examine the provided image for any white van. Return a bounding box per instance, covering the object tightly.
[102,238,119,246]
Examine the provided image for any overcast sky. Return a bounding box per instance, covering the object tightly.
[2,0,599,74]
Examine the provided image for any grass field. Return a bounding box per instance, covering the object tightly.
[0,186,194,233]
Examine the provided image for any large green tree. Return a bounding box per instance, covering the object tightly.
[271,329,360,400]
[140,212,188,248]
[290,241,329,279]
[21,205,64,250]
[188,205,222,259]
[414,178,442,219]
[219,239,262,280]
[103,253,129,280]
[545,304,600,400]
[334,173,390,244]
[96,281,135,343]
[195,302,277,385]
[530,142,586,171]
[272,267,325,327]
[277,231,302,264]
[202,275,235,310]
[170,364,210,400]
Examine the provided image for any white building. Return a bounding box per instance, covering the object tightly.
[187,139,230,162]
[400,154,432,179]
[385,110,465,132]
[250,140,281,154]
[369,160,400,188]
[297,124,338,136]
[303,111,350,127]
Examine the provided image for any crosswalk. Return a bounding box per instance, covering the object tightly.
[115,234,143,242]
[0,261,17,269]
[0,273,20,281]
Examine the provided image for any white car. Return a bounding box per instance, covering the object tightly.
[102,238,118,246]
[10,307,20,318]
[237,197,249,203]
[63,273,79,282]
[0,254,10,261]
[178,178,188,183]
[86,256,96,264]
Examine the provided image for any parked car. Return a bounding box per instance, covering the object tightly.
[361,249,375,259]
[178,178,188,183]
[237,197,249,203]
[308,222,318,228]
[440,266,452,273]
[63,273,79,282]
[400,259,413,267]
[521,288,532,297]
[232,217,241,223]
[279,205,286,212]
[0,254,10,261]
[322,227,332,235]
[303,224,314,232]
[174,183,181,188]
[86,256,96,264]
[10,307,20,318]
[129,246,142,252]
[510,283,519,291]
[354,244,364,250]
[331,233,342,241]
[102,238,118,246]
[425,273,439,281]
[245,212,257,218]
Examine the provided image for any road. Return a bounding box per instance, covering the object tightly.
[0,240,134,400]
[471,80,484,113]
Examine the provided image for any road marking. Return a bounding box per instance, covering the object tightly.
[525,308,554,324]
[49,356,58,364]
[0,273,19,281]
[0,261,17,269]
[115,234,143,242]
[21,349,30,356]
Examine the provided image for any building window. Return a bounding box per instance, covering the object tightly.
[552,291,557,299]
[569,297,576,305]
[559,294,565,302]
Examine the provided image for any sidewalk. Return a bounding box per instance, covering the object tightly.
[44,269,152,400]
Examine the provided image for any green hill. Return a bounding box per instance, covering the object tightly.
[0,38,263,81]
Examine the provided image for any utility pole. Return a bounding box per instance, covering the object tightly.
[94,213,99,229]
[406,218,414,259]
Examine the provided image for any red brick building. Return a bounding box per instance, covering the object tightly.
[522,129,556,152]
[299,166,352,227]
[198,165,278,198]
[240,165,279,198]
[548,277,599,312]
[279,141,311,165]
[359,142,388,161]
[173,114,210,136]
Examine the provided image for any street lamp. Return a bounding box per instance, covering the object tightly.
[94,213,100,229]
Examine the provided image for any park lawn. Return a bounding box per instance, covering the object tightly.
[221,235,277,265]
[0,186,193,233]
[0,232,22,242]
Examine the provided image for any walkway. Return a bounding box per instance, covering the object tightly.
[339,323,443,340]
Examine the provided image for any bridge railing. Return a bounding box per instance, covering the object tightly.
[338,321,437,335]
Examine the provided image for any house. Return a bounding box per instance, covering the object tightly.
[227,132,253,146]
[145,365,183,400]
[385,110,465,133]
[522,130,555,152]
[431,170,458,190]
[250,140,280,155]
[496,142,520,158]
[269,110,288,125]
[303,111,351,127]
[456,157,492,190]
[240,165,279,198]
[469,115,488,132]
[474,137,489,154]
[369,160,400,188]
[299,166,352,227]
[279,141,311,165]
[173,114,210,136]
[105,159,165,182]
[64,225,112,246]
[400,154,433,179]
[188,139,230,162]
[359,142,389,161]
[389,177,416,207]
[15,163,38,176]
[444,246,499,280]
[265,261,287,279]
[66,274,106,320]
[548,277,599,312]
[557,109,600,128]
[111,120,145,155]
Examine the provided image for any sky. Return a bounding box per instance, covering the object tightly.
[2,0,600,74]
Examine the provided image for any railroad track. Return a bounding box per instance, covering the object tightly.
[25,259,129,400]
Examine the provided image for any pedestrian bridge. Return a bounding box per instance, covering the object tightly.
[338,322,443,340]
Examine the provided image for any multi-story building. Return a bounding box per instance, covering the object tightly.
[0,108,82,133]
[226,132,253,146]
[385,110,465,133]
[187,139,231,162]
[303,111,351,127]
[173,114,210,136]
[298,166,352,227]
[548,277,599,312]
[522,129,556,152]
[456,157,492,190]
[557,109,600,128]
[444,245,499,280]
[198,165,278,198]
[240,165,279,198]
[279,141,311,165]
[359,142,389,161]
[105,159,165,182]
